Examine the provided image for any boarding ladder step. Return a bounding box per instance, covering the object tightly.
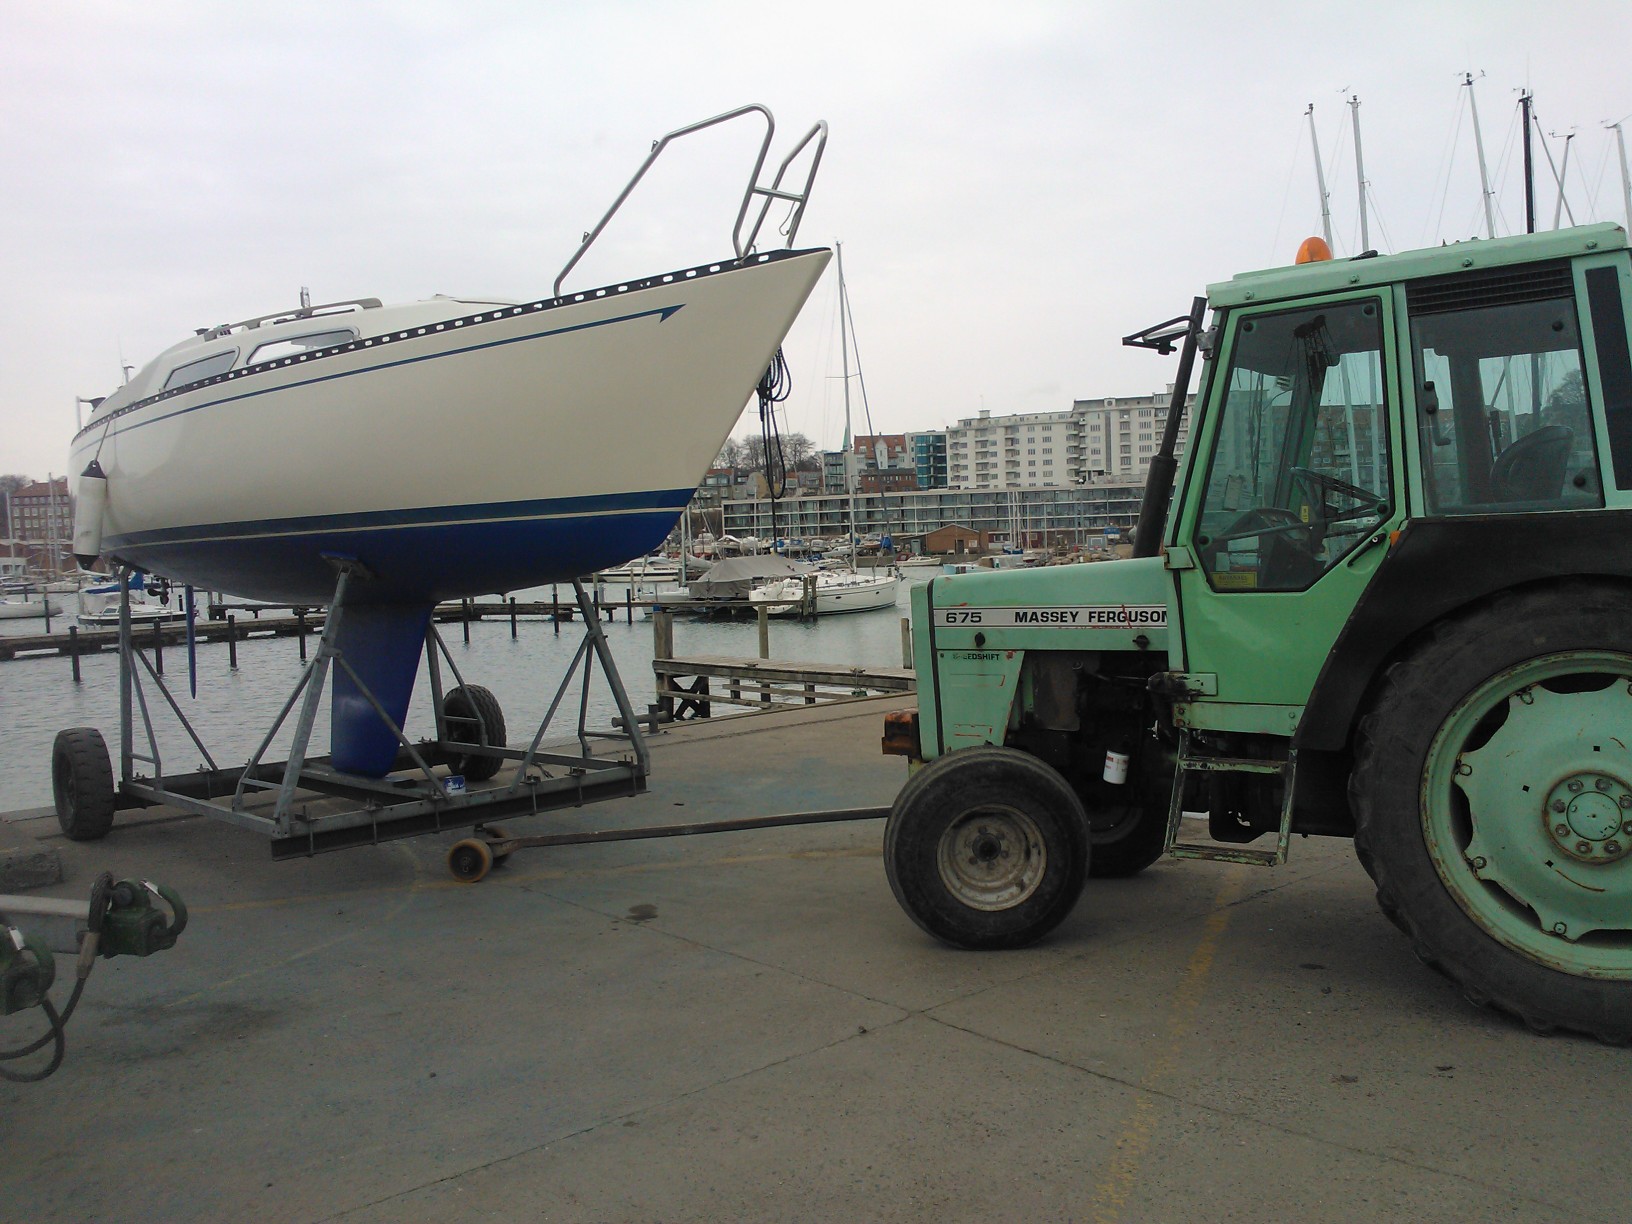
[1163,729,1297,867]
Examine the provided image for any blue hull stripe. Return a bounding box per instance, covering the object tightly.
[106,494,692,604]
[105,487,691,551]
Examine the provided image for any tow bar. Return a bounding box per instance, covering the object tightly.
[446,806,890,883]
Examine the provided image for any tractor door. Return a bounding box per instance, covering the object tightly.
[1169,293,1402,729]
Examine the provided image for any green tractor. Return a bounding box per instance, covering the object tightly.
[882,223,1632,1042]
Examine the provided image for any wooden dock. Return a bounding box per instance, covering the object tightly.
[0,598,616,663]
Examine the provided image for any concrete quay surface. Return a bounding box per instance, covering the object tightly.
[2,697,1627,1223]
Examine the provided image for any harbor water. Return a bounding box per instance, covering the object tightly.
[0,578,922,812]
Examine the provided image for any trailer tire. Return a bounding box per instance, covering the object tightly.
[885,746,1089,950]
[1351,582,1632,1044]
[442,685,506,782]
[52,727,116,842]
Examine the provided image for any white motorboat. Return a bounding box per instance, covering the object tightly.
[595,555,685,583]
[750,568,900,616]
[76,573,187,627]
[0,595,62,621]
[66,104,833,778]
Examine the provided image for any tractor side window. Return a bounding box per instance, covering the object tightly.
[1409,266,1603,513]
[1195,299,1391,592]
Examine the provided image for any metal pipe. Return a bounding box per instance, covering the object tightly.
[1132,297,1208,559]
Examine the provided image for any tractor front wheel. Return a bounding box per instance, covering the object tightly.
[1351,583,1632,1043]
[884,746,1090,950]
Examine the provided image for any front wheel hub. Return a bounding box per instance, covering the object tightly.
[937,808,1047,911]
[1545,773,1632,864]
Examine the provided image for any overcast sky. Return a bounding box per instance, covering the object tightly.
[4,1,1631,481]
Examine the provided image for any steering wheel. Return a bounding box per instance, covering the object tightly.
[1290,466,1381,515]
[1210,505,1311,545]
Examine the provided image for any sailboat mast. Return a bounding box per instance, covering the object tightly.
[1613,122,1632,232]
[836,242,858,570]
[1549,131,1575,229]
[1306,104,1334,248]
[1520,90,1536,234]
[1349,94,1370,251]
[1466,73,1498,238]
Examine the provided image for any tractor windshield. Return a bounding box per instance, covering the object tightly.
[1194,297,1392,592]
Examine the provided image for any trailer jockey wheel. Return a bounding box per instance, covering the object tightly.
[447,838,494,884]
[442,685,506,782]
[884,746,1089,950]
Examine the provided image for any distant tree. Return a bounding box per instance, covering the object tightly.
[1542,369,1588,435]
[714,438,744,470]
[734,432,767,475]
[781,432,816,471]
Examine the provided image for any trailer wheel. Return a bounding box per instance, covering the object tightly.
[1352,583,1632,1043]
[884,746,1089,950]
[442,685,506,782]
[447,838,494,884]
[52,727,116,842]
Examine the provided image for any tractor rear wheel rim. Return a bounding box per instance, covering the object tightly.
[936,806,1047,911]
[1426,651,1632,978]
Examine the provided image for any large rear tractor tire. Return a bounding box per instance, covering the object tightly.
[442,685,507,782]
[52,727,116,841]
[884,746,1090,950]
[1351,583,1632,1043]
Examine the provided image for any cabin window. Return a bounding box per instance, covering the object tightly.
[161,349,238,390]
[246,328,356,367]
[1194,298,1392,592]
[1408,263,1603,512]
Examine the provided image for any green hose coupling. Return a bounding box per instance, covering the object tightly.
[98,880,188,959]
[1,924,56,1015]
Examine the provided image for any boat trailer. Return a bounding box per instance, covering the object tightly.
[50,561,887,879]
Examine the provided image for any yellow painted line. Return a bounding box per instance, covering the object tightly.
[1090,872,1248,1223]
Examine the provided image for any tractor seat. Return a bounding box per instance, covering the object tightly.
[1490,425,1573,502]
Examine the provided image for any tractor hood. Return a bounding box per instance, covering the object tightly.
[916,556,1172,655]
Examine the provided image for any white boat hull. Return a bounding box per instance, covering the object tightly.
[751,571,900,616]
[0,597,62,621]
[71,248,831,605]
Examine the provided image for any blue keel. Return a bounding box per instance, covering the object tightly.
[330,602,433,777]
